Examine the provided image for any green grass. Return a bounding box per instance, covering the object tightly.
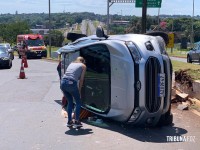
[167,48,188,58]
[46,46,60,58]
[172,60,200,80]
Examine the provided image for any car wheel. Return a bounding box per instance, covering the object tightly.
[7,61,12,69]
[11,54,14,60]
[199,58,200,65]
[187,55,192,63]
[156,105,173,127]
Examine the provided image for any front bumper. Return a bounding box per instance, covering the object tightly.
[26,50,47,58]
[127,55,172,126]
[0,59,10,67]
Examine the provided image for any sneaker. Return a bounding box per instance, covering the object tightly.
[66,121,73,127]
[73,120,83,128]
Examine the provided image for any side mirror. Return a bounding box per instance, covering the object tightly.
[7,48,13,53]
[13,46,18,51]
[96,26,108,39]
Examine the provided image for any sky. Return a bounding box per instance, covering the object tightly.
[0,0,199,16]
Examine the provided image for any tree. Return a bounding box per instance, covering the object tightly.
[48,30,64,47]
[0,21,30,44]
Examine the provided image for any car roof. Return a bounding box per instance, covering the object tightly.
[58,34,153,54]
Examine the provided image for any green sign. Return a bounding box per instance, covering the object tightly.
[135,0,162,8]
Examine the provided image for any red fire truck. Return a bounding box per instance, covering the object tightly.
[17,34,47,58]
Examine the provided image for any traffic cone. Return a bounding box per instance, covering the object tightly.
[19,65,26,79]
[22,57,25,64]
[24,57,28,68]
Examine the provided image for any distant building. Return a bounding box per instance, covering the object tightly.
[36,24,46,29]
[30,29,49,35]
[112,20,130,25]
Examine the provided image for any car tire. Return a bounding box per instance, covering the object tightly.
[11,54,14,60]
[199,57,200,64]
[187,55,192,63]
[6,61,12,69]
[156,105,173,127]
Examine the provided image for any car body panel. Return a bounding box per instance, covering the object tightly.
[59,33,172,126]
[0,43,14,60]
[0,47,12,69]
[187,43,200,63]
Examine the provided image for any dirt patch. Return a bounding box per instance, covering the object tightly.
[175,69,193,88]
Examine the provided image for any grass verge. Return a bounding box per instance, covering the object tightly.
[172,60,200,80]
[167,49,188,58]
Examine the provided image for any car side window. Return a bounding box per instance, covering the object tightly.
[80,44,111,113]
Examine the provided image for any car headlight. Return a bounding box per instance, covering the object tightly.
[156,36,168,55]
[125,41,141,64]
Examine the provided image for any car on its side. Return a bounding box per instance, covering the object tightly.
[0,43,14,60]
[187,43,200,63]
[58,27,173,127]
[0,46,12,69]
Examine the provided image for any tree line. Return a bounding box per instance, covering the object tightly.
[0,12,200,46]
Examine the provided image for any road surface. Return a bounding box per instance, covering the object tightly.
[0,57,200,150]
[170,57,187,63]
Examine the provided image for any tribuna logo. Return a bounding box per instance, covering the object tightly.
[166,136,196,142]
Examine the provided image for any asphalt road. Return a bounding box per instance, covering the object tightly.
[0,57,200,150]
[170,57,187,63]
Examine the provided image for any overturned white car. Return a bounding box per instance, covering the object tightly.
[58,27,173,126]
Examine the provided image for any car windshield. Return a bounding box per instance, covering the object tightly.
[26,39,44,46]
[0,44,11,49]
[0,47,7,54]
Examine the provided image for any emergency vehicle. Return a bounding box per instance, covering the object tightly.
[17,34,47,58]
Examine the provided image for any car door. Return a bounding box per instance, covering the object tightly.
[190,47,198,61]
[197,45,200,61]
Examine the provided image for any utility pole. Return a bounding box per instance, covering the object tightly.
[157,8,160,25]
[191,0,194,48]
[48,0,52,58]
[107,0,110,35]
[107,0,135,35]
[142,0,147,33]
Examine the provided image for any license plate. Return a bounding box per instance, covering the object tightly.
[158,73,165,97]
[37,54,41,56]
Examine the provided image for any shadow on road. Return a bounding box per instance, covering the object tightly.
[83,119,188,143]
[54,99,187,142]
[65,128,93,136]
[54,100,62,106]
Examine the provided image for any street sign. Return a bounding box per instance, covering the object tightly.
[135,0,162,8]
[167,32,175,48]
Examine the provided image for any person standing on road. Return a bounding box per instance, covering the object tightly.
[60,56,86,128]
